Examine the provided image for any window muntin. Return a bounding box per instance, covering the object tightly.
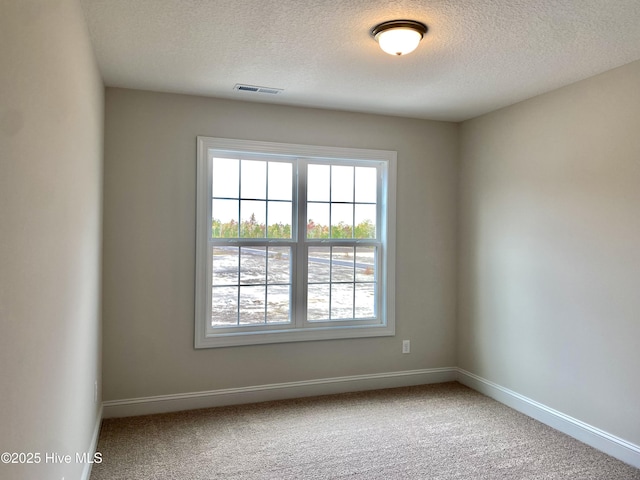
[195,137,396,348]
[306,246,377,322]
[211,246,292,327]
[306,164,377,240]
[211,157,293,239]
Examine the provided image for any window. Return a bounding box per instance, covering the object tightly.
[195,137,396,348]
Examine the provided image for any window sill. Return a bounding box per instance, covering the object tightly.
[195,322,395,348]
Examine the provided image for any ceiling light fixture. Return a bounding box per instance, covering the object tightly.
[371,20,428,56]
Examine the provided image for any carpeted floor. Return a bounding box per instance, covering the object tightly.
[91,382,640,479]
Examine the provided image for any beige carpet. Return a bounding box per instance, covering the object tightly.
[91,382,640,479]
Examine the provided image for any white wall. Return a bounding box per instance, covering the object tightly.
[459,60,640,445]
[0,1,103,479]
[102,88,458,401]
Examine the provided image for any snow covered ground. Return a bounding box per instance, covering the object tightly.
[211,246,376,326]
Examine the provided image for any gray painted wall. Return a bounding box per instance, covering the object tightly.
[0,1,104,479]
[459,60,640,444]
[102,88,459,401]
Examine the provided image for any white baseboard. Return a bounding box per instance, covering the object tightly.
[81,404,103,480]
[103,367,457,418]
[457,369,640,469]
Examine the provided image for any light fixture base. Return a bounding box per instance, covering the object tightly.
[371,20,428,39]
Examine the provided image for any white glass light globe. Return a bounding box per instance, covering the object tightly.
[377,27,423,56]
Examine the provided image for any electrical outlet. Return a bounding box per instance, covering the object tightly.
[402,340,410,354]
[94,381,98,403]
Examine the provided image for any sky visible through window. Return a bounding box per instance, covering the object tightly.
[211,158,377,238]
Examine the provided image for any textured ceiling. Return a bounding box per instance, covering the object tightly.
[81,0,640,121]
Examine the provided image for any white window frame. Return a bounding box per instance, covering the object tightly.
[195,137,396,348]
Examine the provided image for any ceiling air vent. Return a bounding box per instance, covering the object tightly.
[233,84,283,95]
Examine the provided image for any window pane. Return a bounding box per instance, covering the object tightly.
[355,246,376,282]
[332,247,354,282]
[307,284,330,321]
[267,201,292,239]
[308,247,330,283]
[212,199,239,238]
[268,162,292,200]
[355,284,376,318]
[240,200,266,238]
[331,283,354,320]
[212,286,238,326]
[212,246,239,286]
[331,203,353,238]
[267,286,291,324]
[307,164,330,201]
[241,160,266,199]
[355,167,377,203]
[212,157,239,198]
[307,203,329,239]
[239,286,266,324]
[240,247,266,285]
[267,247,291,284]
[331,165,354,202]
[354,204,376,239]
